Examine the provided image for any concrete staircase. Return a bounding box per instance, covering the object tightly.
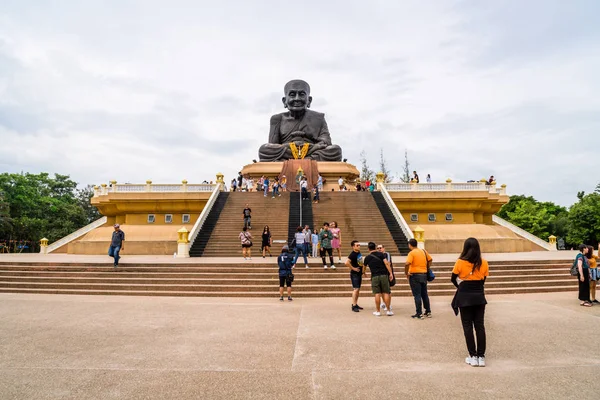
[313,191,403,256]
[0,259,576,297]
[199,191,290,257]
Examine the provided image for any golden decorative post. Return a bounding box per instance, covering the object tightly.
[413,226,425,249]
[100,183,108,195]
[145,180,152,192]
[216,173,225,191]
[500,184,507,195]
[446,178,452,190]
[177,227,190,258]
[548,235,557,251]
[376,171,385,191]
[40,238,49,255]
[182,179,188,192]
[110,180,117,192]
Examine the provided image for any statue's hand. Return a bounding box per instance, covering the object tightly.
[290,131,305,139]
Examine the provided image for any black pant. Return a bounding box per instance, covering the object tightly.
[301,187,308,200]
[459,304,486,357]
[579,269,590,301]
[409,274,430,315]
[320,247,333,266]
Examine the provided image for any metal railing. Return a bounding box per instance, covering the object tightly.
[48,216,108,253]
[379,184,414,240]
[189,183,222,246]
[492,215,555,251]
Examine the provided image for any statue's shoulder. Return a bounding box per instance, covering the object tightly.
[305,109,325,120]
[270,113,285,125]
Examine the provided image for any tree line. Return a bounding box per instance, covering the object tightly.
[498,186,600,249]
[0,173,100,253]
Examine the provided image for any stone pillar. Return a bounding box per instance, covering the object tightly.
[413,226,425,249]
[479,179,487,190]
[446,178,452,190]
[145,180,152,192]
[499,184,507,195]
[93,185,100,197]
[110,180,117,192]
[100,183,108,195]
[40,238,49,254]
[548,235,558,251]
[177,227,190,258]
[182,180,188,192]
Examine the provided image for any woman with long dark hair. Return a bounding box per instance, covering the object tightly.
[261,226,272,258]
[577,244,592,306]
[451,238,489,367]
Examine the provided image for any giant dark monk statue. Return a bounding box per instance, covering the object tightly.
[258,80,343,162]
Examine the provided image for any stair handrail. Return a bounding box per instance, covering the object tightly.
[189,183,222,245]
[47,216,108,253]
[492,215,554,251]
[299,190,303,227]
[379,184,414,240]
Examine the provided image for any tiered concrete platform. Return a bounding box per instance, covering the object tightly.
[0,252,578,297]
[1,292,598,399]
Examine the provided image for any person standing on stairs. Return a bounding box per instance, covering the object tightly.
[108,224,125,267]
[293,226,309,268]
[346,240,364,312]
[311,230,319,258]
[242,204,252,230]
[263,176,270,197]
[303,225,312,257]
[317,174,323,191]
[281,175,287,192]
[272,177,281,198]
[319,222,335,269]
[239,226,253,260]
[262,226,272,258]
[330,221,342,263]
[313,183,320,203]
[300,177,309,200]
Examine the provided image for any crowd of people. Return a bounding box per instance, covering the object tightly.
[277,235,491,367]
[574,244,599,307]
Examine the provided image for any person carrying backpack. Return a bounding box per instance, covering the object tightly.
[278,245,294,301]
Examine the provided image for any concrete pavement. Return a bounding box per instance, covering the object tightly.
[0,292,598,399]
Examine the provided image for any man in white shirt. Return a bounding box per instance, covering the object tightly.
[301,177,309,200]
[338,177,344,191]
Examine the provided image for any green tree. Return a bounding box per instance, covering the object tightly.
[77,185,101,223]
[378,148,393,183]
[567,192,600,246]
[359,150,374,182]
[497,195,570,242]
[400,150,411,183]
[0,172,96,252]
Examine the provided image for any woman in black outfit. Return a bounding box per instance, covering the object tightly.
[451,238,490,367]
[576,244,591,307]
[262,226,272,258]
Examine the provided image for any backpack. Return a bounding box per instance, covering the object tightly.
[571,254,588,276]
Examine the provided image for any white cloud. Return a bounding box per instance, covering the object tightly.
[0,0,599,205]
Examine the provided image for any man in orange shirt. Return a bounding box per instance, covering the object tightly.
[405,238,432,319]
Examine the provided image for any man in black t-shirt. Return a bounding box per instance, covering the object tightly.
[363,242,394,316]
[242,204,252,230]
[345,240,364,312]
[377,244,394,312]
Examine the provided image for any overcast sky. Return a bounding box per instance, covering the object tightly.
[1,0,599,206]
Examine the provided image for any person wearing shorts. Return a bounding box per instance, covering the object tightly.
[239,226,253,260]
[363,242,393,316]
[278,245,294,301]
[346,240,364,312]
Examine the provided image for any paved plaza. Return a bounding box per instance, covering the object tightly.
[1,291,599,399]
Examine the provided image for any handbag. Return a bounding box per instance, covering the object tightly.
[287,270,295,283]
[423,249,435,282]
[389,274,396,287]
[244,233,252,247]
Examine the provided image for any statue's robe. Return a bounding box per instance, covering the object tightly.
[258,109,342,162]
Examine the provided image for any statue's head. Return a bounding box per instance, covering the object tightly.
[282,80,312,112]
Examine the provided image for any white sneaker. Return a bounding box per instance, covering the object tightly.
[323,265,328,269]
[305,265,309,269]
[465,356,478,367]
[386,310,394,316]
[380,303,387,311]
[330,265,336,270]
[478,357,485,367]
[373,311,381,316]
